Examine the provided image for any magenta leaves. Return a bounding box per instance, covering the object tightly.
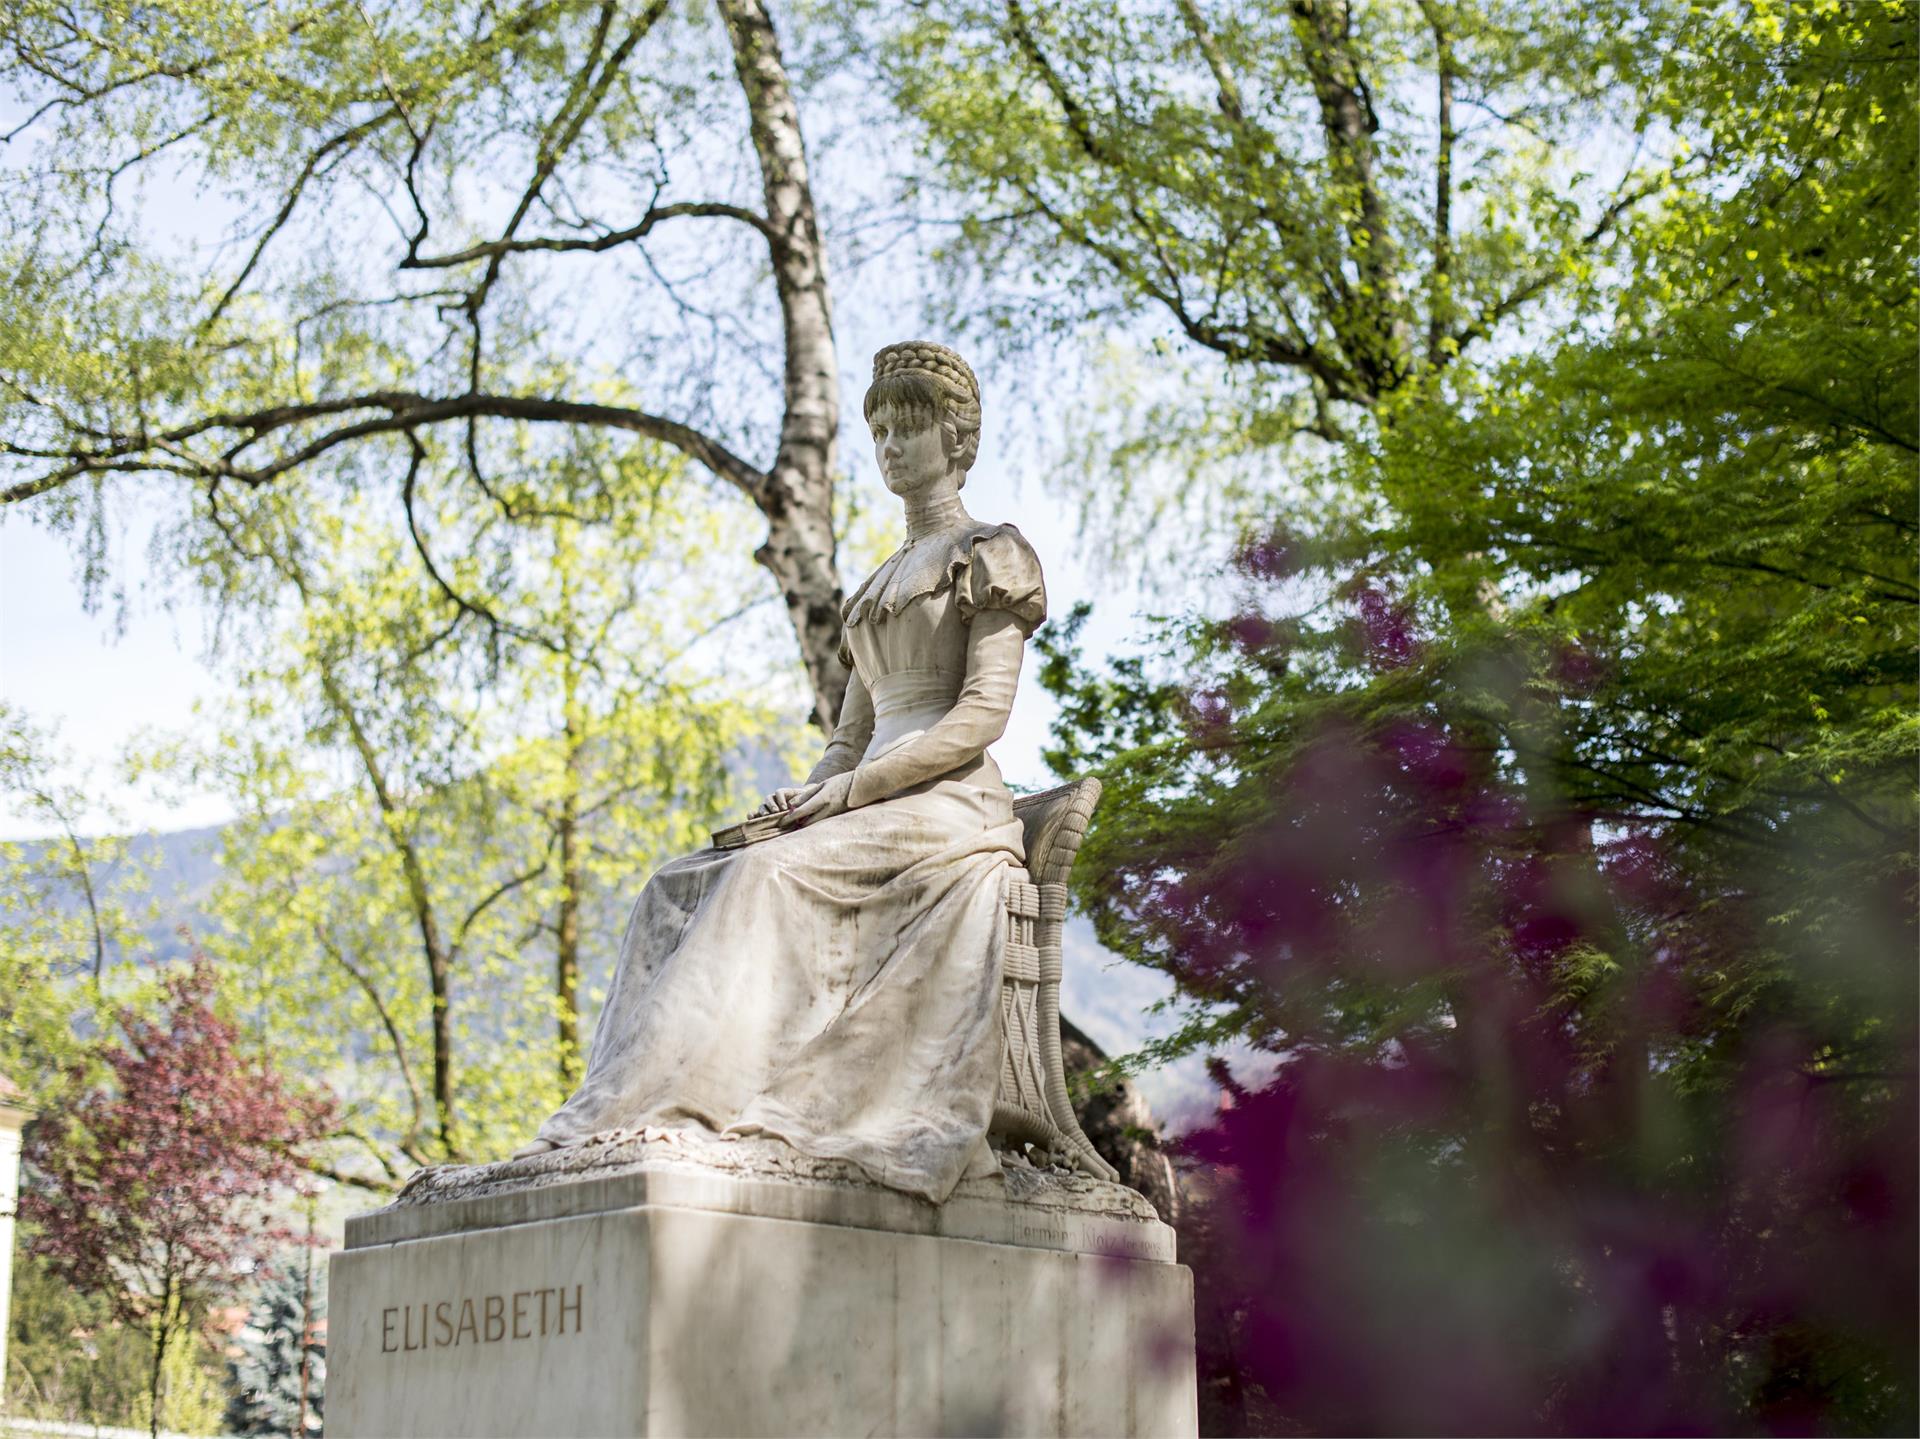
[1162,714,1916,1435]
[21,959,337,1333]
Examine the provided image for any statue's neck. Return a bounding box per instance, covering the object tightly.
[904,484,970,542]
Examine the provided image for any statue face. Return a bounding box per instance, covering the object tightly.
[870,404,952,496]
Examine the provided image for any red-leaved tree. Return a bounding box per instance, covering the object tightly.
[21,960,335,1437]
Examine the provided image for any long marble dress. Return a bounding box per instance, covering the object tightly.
[532,520,1045,1203]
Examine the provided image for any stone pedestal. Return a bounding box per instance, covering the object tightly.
[329,1134,1196,1438]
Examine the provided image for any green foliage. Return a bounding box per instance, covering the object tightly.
[0,0,844,705]
[1345,0,1914,906]
[1047,0,1916,1080]
[6,1245,152,1425]
[869,0,1684,566]
[880,0,1656,373]
[5,1243,227,1434]
[183,430,796,1177]
[1035,5,1915,1428]
[0,0,770,512]
[1,0,823,1185]
[0,706,166,1092]
[0,0,712,442]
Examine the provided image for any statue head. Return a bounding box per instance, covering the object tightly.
[863,341,982,487]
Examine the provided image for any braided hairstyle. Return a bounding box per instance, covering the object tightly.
[863,341,982,481]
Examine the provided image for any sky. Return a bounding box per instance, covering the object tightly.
[2,502,231,834]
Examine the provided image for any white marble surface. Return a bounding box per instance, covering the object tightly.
[351,1130,1173,1261]
[331,1140,1196,1438]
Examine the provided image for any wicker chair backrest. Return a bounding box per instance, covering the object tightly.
[994,777,1116,1181]
[1011,779,1101,887]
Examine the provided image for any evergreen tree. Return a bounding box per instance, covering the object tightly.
[224,1257,325,1439]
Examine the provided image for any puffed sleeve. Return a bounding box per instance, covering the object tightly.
[955,526,1046,635]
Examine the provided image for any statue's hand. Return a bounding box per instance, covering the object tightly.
[752,784,816,818]
[782,770,855,826]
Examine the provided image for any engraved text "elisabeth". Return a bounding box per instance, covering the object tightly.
[381,1286,584,1353]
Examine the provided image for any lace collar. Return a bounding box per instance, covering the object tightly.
[841,520,1016,631]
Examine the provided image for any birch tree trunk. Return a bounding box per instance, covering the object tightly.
[718,0,850,728]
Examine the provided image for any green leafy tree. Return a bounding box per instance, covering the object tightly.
[0,706,161,1090]
[1036,1,1916,1430]
[1,0,853,723]
[868,0,1681,556]
[0,0,1122,1176]
[5,1245,188,1426]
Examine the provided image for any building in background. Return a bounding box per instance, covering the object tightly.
[0,1074,32,1407]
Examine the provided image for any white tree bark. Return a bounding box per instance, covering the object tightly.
[718,0,850,729]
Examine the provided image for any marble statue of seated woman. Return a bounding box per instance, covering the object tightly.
[512,341,1046,1204]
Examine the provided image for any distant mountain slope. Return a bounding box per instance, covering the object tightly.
[8,823,228,967]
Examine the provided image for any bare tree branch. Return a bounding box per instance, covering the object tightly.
[403,200,775,270]
[1006,0,1365,400]
[202,108,400,332]
[397,433,580,657]
[312,919,427,1155]
[1451,170,1671,358]
[3,389,769,504]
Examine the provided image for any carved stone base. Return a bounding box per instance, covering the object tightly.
[328,1134,1198,1438]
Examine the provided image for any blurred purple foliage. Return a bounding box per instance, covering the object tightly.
[1038,485,1913,1433]
[1030,9,1913,1427]
[1162,714,1915,1435]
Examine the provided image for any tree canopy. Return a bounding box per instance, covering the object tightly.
[865,0,1692,566]
[1032,0,1916,1429]
[3,0,852,720]
[189,430,790,1175]
[21,961,334,1437]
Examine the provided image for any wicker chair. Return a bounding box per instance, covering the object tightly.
[989,778,1119,1182]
